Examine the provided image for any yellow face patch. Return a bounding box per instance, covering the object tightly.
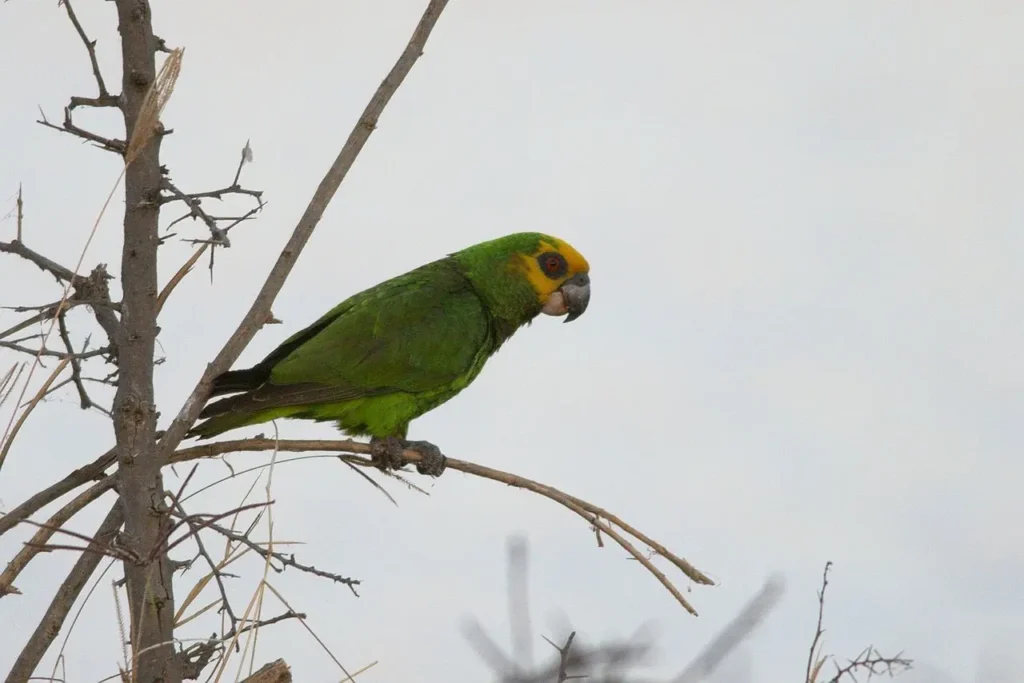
[516,237,590,304]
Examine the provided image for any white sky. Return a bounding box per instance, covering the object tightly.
[2,1,1023,681]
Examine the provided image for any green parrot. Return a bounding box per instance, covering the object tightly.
[187,232,591,477]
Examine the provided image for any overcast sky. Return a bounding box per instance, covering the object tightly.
[2,1,1023,681]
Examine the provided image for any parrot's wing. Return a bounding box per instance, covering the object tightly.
[244,261,491,410]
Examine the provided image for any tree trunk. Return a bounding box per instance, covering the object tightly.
[112,2,180,683]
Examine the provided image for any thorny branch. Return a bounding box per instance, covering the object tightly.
[159,140,263,250]
[195,517,361,595]
[806,561,833,683]
[0,437,711,614]
[167,491,241,638]
[177,614,303,681]
[0,240,121,359]
[805,562,912,683]
[824,647,913,683]
[60,0,113,99]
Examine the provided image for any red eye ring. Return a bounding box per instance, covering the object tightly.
[537,251,568,279]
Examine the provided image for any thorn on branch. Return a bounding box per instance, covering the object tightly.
[69,94,120,110]
[38,112,127,155]
[60,0,112,98]
[16,183,23,241]
[159,140,264,249]
[0,237,122,361]
[196,518,361,596]
[166,490,242,638]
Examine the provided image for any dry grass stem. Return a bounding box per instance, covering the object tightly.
[156,244,208,315]
[0,356,71,470]
[126,48,184,164]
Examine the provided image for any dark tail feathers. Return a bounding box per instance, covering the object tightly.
[209,365,268,398]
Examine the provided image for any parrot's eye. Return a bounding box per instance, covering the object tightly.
[538,251,568,279]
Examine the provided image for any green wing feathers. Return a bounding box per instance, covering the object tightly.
[188,260,496,440]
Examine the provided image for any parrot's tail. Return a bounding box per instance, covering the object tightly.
[209,365,269,397]
[188,394,301,440]
[187,409,257,440]
[185,364,274,439]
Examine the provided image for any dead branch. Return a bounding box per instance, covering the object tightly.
[0,445,116,537]
[673,575,786,683]
[4,501,123,683]
[0,239,121,356]
[159,145,264,248]
[0,433,711,615]
[37,111,127,155]
[196,517,360,594]
[238,658,290,683]
[176,616,302,681]
[0,479,114,597]
[541,631,577,683]
[805,562,913,683]
[154,0,453,463]
[0,239,77,282]
[57,312,92,410]
[805,561,832,683]
[167,437,713,614]
[0,340,110,361]
[824,647,912,683]
[60,0,112,99]
[166,492,241,637]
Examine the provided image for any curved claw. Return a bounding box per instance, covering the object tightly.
[368,436,447,477]
[405,440,447,477]
[369,435,406,472]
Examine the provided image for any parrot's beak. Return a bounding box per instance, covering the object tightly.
[540,272,591,322]
[559,272,591,323]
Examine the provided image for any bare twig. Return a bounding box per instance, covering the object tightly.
[805,561,832,683]
[161,180,233,247]
[168,437,711,612]
[0,357,71,470]
[0,240,120,353]
[673,575,786,683]
[0,340,110,361]
[198,519,360,595]
[803,562,913,683]
[540,632,577,683]
[60,0,112,98]
[37,115,126,155]
[0,445,116,538]
[166,492,241,637]
[824,647,912,683]
[0,479,114,598]
[0,240,77,281]
[56,313,93,409]
[16,184,23,241]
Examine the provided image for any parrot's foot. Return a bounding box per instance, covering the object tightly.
[405,440,447,477]
[369,436,406,472]
[368,436,447,477]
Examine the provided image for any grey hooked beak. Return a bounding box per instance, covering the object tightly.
[560,272,591,323]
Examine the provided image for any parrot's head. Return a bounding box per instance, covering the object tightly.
[453,232,591,327]
[517,236,591,323]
